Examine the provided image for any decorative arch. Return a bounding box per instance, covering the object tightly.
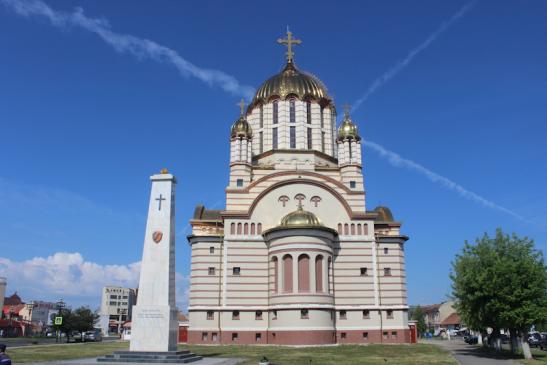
[310,196,322,207]
[246,177,356,219]
[230,223,235,235]
[272,256,279,293]
[244,223,249,235]
[283,254,293,293]
[278,195,289,207]
[315,255,324,292]
[250,223,256,235]
[237,223,242,235]
[298,254,310,292]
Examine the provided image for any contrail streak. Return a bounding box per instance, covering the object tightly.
[363,139,526,222]
[1,0,255,100]
[352,1,476,112]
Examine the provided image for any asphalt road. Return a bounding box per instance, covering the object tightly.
[0,336,120,348]
[430,339,519,365]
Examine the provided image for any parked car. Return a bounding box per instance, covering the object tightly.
[70,331,84,342]
[527,333,547,348]
[84,329,103,342]
[464,335,478,345]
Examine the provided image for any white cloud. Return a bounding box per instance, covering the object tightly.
[0,252,190,310]
[352,1,476,112]
[363,139,526,222]
[1,0,255,100]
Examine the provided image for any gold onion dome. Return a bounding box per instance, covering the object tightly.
[253,61,330,103]
[374,206,394,222]
[230,115,252,139]
[337,109,361,141]
[279,205,323,227]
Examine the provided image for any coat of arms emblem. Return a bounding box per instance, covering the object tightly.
[152,231,163,243]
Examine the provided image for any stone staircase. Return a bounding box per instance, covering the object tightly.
[97,350,202,363]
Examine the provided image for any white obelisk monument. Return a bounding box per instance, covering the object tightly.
[130,169,178,352]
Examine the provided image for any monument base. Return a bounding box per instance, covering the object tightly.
[130,305,178,352]
[97,350,202,363]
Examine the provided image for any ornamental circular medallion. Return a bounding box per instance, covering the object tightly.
[152,231,163,244]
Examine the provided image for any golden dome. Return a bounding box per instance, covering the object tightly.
[279,205,323,227]
[230,116,252,139]
[253,61,331,103]
[374,206,394,222]
[337,112,361,141]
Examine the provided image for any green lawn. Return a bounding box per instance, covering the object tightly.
[470,346,547,365]
[8,341,456,365]
[186,344,457,365]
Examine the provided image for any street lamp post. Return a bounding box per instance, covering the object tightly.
[55,299,65,343]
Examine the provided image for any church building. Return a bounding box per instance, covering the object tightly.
[188,31,410,345]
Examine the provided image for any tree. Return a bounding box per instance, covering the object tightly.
[451,228,547,360]
[51,306,99,342]
[409,306,427,338]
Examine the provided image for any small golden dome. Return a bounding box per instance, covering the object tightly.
[160,168,168,174]
[374,206,394,222]
[230,116,252,139]
[279,205,323,227]
[253,61,330,103]
[337,112,361,141]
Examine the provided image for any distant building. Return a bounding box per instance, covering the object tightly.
[99,286,136,333]
[422,301,462,335]
[19,301,56,324]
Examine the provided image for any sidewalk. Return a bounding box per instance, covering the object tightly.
[427,339,518,365]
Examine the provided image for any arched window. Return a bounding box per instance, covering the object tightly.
[320,107,324,128]
[244,223,248,235]
[237,223,242,235]
[357,224,362,235]
[283,255,293,293]
[344,224,349,235]
[257,223,262,234]
[272,257,279,293]
[327,257,332,294]
[315,255,323,292]
[272,127,278,149]
[273,100,279,124]
[298,254,310,292]
[364,223,369,235]
[230,223,235,235]
[337,223,343,234]
[306,101,312,124]
[250,223,256,235]
[289,98,296,123]
[351,224,355,235]
[259,104,264,128]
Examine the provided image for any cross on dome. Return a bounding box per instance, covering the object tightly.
[343,103,351,119]
[237,99,246,116]
[277,27,302,63]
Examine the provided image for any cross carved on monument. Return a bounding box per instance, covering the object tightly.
[155,194,166,211]
[294,194,306,206]
[277,28,302,63]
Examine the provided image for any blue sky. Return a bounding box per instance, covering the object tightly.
[0,0,546,310]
